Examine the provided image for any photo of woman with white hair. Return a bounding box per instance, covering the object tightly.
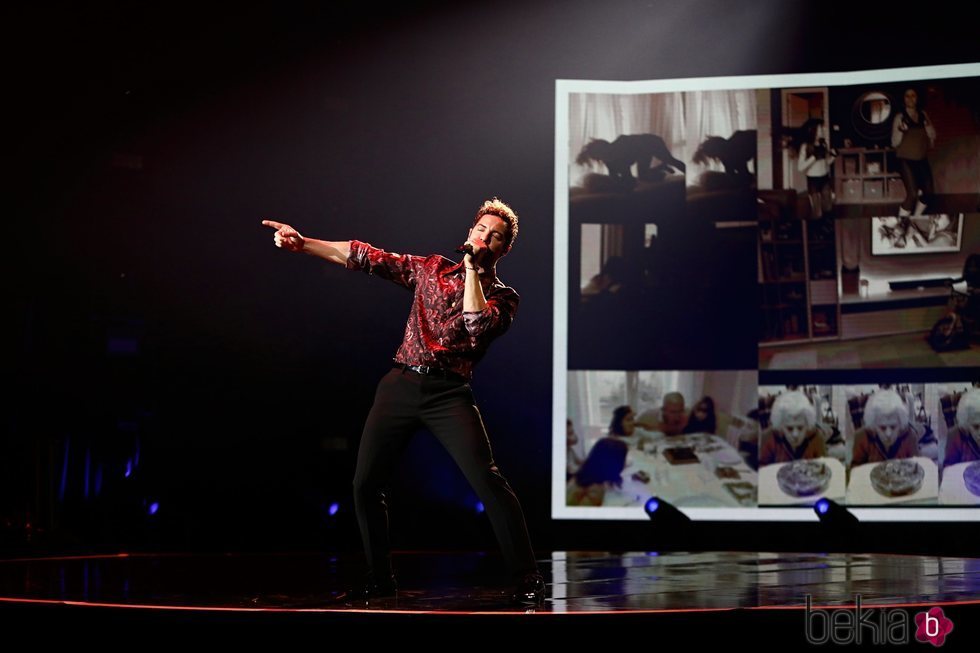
[851,389,920,466]
[759,390,827,465]
[943,389,980,467]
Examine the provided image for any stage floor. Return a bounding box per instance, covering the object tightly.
[2,550,979,643]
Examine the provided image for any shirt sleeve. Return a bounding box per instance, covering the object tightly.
[345,240,426,290]
[462,286,520,340]
[798,145,815,172]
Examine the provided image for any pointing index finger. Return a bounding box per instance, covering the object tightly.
[262,220,285,230]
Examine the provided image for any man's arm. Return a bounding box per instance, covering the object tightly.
[463,267,488,313]
[262,220,349,265]
[262,221,422,289]
[462,241,494,313]
[462,285,519,340]
[461,240,518,338]
[634,409,660,431]
[303,239,351,265]
[345,240,425,289]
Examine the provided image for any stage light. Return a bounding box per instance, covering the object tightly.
[475,501,485,514]
[148,502,159,516]
[644,496,691,526]
[813,498,858,528]
[328,502,340,516]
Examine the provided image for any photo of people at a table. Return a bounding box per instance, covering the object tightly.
[556,68,979,521]
[756,382,980,506]
[566,370,760,508]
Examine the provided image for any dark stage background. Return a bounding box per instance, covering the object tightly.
[6,1,980,559]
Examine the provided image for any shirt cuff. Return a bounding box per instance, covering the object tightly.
[345,240,364,271]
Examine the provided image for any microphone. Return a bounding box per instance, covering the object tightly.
[455,242,475,256]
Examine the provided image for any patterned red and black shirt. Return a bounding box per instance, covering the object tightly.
[345,240,520,381]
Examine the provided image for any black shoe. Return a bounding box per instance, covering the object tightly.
[511,572,545,606]
[335,574,397,603]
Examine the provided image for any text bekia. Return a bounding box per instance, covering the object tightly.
[805,595,908,645]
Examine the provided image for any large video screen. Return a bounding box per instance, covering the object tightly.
[553,64,980,521]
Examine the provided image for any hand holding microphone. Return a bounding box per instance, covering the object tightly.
[456,239,489,269]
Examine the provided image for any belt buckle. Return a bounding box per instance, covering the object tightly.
[417,365,432,375]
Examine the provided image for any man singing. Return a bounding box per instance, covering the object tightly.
[261,198,544,605]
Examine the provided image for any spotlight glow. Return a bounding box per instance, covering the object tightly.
[328,503,339,516]
[148,502,159,516]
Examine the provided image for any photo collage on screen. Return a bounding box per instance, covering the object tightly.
[556,66,980,519]
[757,382,980,506]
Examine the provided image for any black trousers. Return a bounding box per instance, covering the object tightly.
[352,366,537,580]
[898,157,934,212]
[806,174,833,218]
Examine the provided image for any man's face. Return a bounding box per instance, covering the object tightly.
[467,215,510,263]
[662,398,685,432]
[874,415,902,446]
[783,415,808,447]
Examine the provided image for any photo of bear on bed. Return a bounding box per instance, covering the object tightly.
[570,131,687,223]
[576,134,686,192]
[568,92,687,222]
[686,128,758,223]
[683,90,759,224]
[567,90,758,221]
[566,91,758,370]
[692,130,758,181]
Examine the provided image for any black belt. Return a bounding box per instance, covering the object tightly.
[396,363,466,382]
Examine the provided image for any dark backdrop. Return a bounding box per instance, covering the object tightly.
[6,1,980,558]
